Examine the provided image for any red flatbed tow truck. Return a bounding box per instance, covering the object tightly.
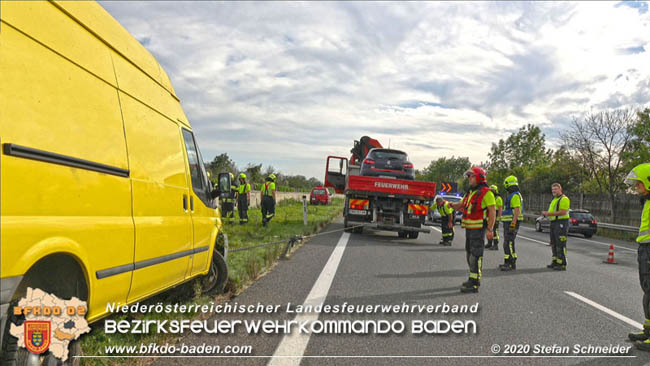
[324,138,437,238]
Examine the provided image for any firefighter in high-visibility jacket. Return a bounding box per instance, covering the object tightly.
[220,172,237,224]
[236,173,251,225]
[485,184,502,251]
[448,167,496,293]
[500,175,523,271]
[624,163,650,351]
[542,183,570,270]
[261,173,277,227]
[435,196,454,246]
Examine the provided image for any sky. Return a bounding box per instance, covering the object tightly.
[99,1,650,180]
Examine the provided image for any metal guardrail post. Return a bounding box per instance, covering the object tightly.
[303,195,308,226]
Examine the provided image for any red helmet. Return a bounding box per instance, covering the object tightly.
[464,166,487,184]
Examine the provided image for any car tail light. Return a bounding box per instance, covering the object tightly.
[570,218,578,224]
[363,159,375,165]
[408,204,428,215]
[402,163,413,169]
[591,219,597,224]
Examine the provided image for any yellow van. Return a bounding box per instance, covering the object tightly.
[0,1,229,363]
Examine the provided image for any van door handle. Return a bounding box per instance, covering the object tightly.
[190,196,194,211]
[183,195,188,211]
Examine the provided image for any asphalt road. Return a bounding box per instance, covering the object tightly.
[152,220,650,366]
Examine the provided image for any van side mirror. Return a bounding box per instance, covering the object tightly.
[211,172,232,199]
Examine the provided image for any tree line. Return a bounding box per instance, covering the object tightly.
[205,153,323,192]
[416,108,650,221]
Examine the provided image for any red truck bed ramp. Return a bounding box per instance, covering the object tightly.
[347,175,437,200]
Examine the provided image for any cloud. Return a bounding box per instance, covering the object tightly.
[99,1,650,179]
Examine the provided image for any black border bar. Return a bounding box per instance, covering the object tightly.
[3,143,129,178]
[96,246,210,279]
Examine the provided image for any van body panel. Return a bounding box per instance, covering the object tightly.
[2,1,117,87]
[50,0,177,98]
[112,52,188,128]
[0,26,129,170]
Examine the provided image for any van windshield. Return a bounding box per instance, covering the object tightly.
[312,189,326,195]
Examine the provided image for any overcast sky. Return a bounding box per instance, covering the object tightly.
[99,1,650,180]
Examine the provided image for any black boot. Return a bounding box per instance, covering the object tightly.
[484,241,493,249]
[547,261,558,269]
[461,279,479,293]
[553,264,566,271]
[629,331,649,342]
[492,242,499,251]
[636,339,650,351]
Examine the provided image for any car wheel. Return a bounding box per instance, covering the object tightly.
[535,221,542,232]
[584,233,593,238]
[408,232,419,239]
[398,231,407,238]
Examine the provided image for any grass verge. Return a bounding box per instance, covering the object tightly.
[79,198,343,365]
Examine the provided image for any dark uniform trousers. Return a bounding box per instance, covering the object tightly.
[440,216,454,243]
[261,195,275,224]
[550,219,569,266]
[237,195,249,224]
[465,228,484,285]
[502,221,519,265]
[638,245,650,334]
[220,198,235,223]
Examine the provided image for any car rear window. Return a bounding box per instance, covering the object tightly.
[369,150,407,160]
[312,189,326,195]
[571,212,594,220]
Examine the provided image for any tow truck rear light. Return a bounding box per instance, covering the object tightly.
[363,159,375,165]
[408,204,428,215]
[349,199,369,210]
[402,163,413,169]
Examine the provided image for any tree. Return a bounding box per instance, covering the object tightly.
[206,153,237,179]
[623,108,650,171]
[244,163,263,185]
[560,108,636,221]
[419,156,472,189]
[484,124,552,193]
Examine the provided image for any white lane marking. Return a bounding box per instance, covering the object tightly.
[565,291,642,330]
[517,234,551,246]
[268,232,350,366]
[520,227,636,253]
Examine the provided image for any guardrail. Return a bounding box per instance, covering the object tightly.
[523,213,638,233]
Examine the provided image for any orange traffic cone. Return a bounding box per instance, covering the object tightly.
[603,244,617,264]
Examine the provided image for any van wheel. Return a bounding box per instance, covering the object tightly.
[535,221,542,232]
[408,232,419,239]
[201,249,228,295]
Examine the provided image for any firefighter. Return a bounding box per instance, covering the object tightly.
[220,172,237,224]
[485,184,502,251]
[236,173,251,225]
[448,166,496,293]
[435,196,454,246]
[500,175,523,271]
[261,173,277,227]
[542,183,570,270]
[623,163,650,350]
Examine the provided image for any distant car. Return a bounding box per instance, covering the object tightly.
[310,186,332,205]
[429,195,463,224]
[360,148,415,180]
[535,209,598,238]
